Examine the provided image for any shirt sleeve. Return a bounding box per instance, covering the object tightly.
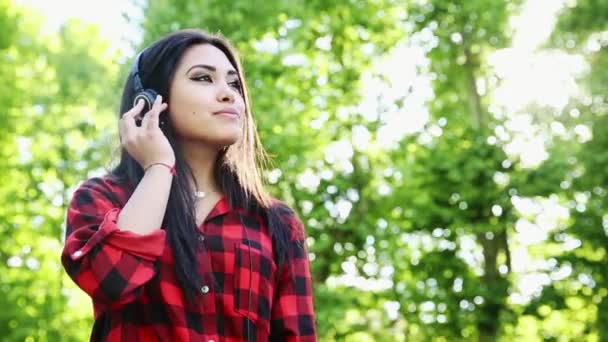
[61,177,166,310]
[270,211,317,341]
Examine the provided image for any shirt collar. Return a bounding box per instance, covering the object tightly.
[204,195,231,222]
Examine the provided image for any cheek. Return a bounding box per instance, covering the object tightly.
[169,86,214,120]
[236,96,246,112]
[168,102,244,142]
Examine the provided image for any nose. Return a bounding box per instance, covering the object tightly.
[217,84,235,103]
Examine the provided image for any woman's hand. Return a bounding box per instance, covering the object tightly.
[119,95,175,169]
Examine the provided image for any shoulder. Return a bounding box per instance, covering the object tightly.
[267,198,306,240]
[268,198,297,216]
[71,174,133,208]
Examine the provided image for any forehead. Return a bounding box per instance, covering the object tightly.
[177,44,236,73]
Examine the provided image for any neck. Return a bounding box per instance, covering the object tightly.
[179,139,222,195]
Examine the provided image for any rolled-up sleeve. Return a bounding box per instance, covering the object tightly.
[61,178,166,310]
[270,212,317,341]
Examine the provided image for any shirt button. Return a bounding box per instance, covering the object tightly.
[72,250,83,258]
[208,340,215,342]
[199,235,205,242]
[201,285,210,294]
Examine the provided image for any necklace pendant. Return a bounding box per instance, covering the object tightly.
[195,191,206,199]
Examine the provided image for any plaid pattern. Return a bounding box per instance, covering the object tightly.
[61,176,317,341]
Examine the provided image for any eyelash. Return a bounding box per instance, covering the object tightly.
[192,75,241,89]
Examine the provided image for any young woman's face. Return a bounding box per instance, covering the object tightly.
[168,44,245,147]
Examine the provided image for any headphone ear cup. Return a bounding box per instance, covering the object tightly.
[133,89,158,113]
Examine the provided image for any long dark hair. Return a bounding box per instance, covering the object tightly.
[111,28,293,297]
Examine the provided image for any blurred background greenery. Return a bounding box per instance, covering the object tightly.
[2,0,607,340]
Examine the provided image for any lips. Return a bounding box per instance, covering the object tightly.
[213,108,239,117]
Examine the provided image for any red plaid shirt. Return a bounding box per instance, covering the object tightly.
[61,176,317,341]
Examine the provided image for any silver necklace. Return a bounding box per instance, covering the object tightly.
[194,191,206,199]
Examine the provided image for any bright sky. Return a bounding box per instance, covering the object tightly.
[21,0,585,310]
[16,0,142,54]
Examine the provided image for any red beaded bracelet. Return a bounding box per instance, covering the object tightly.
[144,162,176,176]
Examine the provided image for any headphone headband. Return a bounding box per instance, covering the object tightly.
[131,49,146,93]
[130,47,159,115]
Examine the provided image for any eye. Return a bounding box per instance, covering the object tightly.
[228,80,241,89]
[191,75,212,82]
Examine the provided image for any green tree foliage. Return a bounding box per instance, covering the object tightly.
[524,1,608,340]
[0,2,121,340]
[385,2,528,340]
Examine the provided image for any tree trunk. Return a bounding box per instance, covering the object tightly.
[464,46,484,130]
[477,233,504,342]
[463,43,510,342]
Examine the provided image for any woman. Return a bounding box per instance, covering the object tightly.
[61,28,317,342]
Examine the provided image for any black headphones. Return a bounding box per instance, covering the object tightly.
[131,49,159,114]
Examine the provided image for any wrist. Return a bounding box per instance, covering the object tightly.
[143,161,176,176]
[142,156,175,168]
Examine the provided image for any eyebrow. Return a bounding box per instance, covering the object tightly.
[186,64,238,76]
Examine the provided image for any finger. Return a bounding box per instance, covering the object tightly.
[149,103,168,128]
[143,95,164,129]
[119,100,141,140]
[155,103,168,127]
[120,120,137,144]
[118,117,126,140]
[121,104,142,135]
[122,99,145,120]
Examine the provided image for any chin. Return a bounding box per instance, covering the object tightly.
[211,133,241,148]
